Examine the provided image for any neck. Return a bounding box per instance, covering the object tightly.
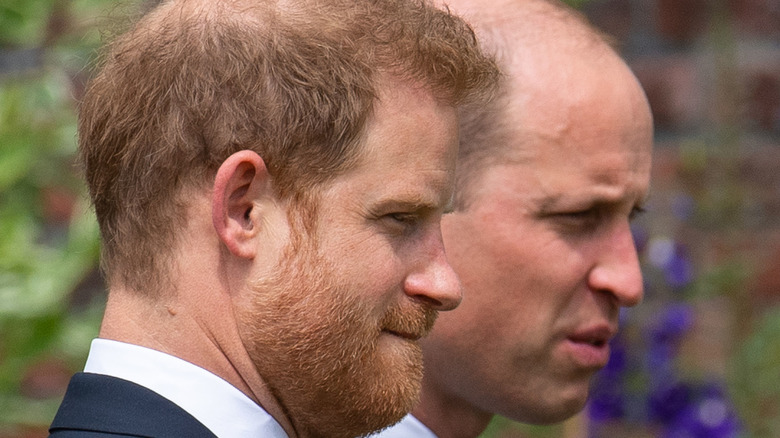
[99,285,299,438]
[412,381,493,438]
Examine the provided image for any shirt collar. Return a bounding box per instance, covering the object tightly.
[370,414,439,438]
[84,338,288,438]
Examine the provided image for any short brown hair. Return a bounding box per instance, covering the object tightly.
[79,0,498,293]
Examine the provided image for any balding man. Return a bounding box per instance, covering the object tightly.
[374,0,653,437]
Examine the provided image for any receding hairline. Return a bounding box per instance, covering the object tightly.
[447,0,628,209]
[452,0,616,69]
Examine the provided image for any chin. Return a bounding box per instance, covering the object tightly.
[543,400,588,424]
[503,390,590,425]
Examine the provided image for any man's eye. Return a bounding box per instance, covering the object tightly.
[551,209,600,232]
[380,212,428,235]
[559,209,597,221]
[386,212,418,225]
[561,210,593,219]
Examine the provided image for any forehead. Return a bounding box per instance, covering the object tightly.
[481,52,653,203]
[320,80,459,207]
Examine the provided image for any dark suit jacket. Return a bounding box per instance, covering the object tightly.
[49,372,218,437]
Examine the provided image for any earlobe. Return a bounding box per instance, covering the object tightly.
[212,150,270,259]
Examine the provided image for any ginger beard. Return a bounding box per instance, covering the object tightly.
[239,236,438,438]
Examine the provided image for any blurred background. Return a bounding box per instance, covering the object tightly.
[0,0,778,437]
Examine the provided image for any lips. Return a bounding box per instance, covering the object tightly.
[380,304,438,342]
[564,324,616,368]
[382,328,423,341]
[568,325,614,347]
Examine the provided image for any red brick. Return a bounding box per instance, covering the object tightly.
[657,0,710,44]
[728,0,780,38]
[631,56,704,130]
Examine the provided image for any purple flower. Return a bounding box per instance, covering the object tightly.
[650,303,695,346]
[649,380,694,424]
[588,385,625,423]
[662,385,740,438]
[603,335,628,376]
[645,238,694,289]
[645,304,694,380]
[649,381,740,437]
[647,343,677,379]
[588,337,629,422]
[665,244,694,289]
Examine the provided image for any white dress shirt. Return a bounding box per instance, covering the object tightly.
[84,338,288,438]
[371,414,439,438]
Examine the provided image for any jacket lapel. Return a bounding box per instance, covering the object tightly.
[50,372,218,438]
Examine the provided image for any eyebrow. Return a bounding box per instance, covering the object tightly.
[536,189,648,212]
[371,192,449,215]
[374,198,437,212]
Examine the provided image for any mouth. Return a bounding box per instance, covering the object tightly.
[568,325,615,346]
[382,328,423,341]
[564,325,616,368]
[568,335,608,348]
[379,306,438,342]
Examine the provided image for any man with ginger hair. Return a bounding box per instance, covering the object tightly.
[47,1,498,437]
[374,0,654,437]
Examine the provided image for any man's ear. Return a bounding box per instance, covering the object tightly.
[212,150,272,259]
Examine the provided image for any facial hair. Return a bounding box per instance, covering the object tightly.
[238,241,438,438]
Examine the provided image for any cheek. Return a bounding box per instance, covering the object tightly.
[330,240,404,304]
[486,220,589,289]
[453,225,541,296]
[450,224,588,334]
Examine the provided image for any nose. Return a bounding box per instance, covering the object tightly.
[587,220,644,307]
[403,230,463,311]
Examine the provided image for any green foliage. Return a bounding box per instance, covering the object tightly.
[560,0,593,9]
[479,416,564,438]
[0,0,142,430]
[731,308,780,438]
[0,73,103,428]
[0,0,52,46]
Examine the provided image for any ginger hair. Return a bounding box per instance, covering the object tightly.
[79,0,498,293]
